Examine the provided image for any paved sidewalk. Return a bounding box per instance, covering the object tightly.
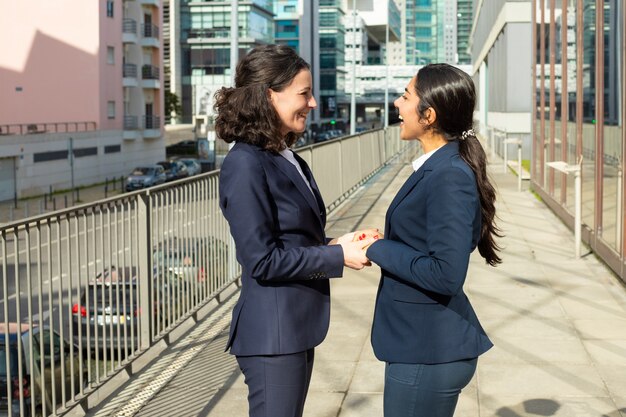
[97,148,626,417]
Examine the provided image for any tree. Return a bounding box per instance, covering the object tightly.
[165,91,182,122]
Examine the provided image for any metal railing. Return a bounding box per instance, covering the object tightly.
[0,127,406,416]
[141,65,159,80]
[123,115,139,130]
[122,18,137,34]
[123,63,137,78]
[143,115,160,130]
[0,122,97,136]
[142,23,159,39]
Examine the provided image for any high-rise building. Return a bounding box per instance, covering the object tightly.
[404,0,472,65]
[319,0,346,121]
[341,0,402,128]
[178,0,274,126]
[274,0,321,124]
[0,0,164,200]
[406,0,436,64]
[456,0,472,64]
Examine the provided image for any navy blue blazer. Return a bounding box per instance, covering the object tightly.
[366,141,493,364]
[219,142,344,356]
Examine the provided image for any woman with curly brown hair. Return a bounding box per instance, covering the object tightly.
[215,45,375,417]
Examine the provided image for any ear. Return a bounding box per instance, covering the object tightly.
[423,107,437,126]
[268,88,277,103]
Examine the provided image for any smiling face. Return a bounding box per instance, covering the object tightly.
[394,76,429,141]
[269,69,317,137]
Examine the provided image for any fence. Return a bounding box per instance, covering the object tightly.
[0,126,407,417]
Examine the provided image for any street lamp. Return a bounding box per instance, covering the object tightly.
[350,0,357,135]
[230,0,238,87]
[384,0,389,128]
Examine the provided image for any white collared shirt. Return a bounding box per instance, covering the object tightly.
[412,146,442,172]
[279,148,315,196]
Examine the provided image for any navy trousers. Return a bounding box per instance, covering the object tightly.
[236,348,315,417]
[383,358,478,417]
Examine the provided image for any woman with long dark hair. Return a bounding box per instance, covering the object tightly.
[215,45,375,417]
[365,63,502,417]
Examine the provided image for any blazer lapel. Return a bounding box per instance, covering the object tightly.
[294,153,327,225]
[268,152,325,229]
[384,168,425,233]
[384,141,459,234]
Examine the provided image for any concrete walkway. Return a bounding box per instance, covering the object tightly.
[94,146,626,417]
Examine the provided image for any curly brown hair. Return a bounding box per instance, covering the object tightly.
[213,45,311,153]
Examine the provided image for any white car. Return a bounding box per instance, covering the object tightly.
[178,158,202,176]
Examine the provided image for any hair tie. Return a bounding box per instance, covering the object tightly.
[461,129,475,141]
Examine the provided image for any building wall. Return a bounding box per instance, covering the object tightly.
[0,0,166,200]
[0,0,103,126]
[469,0,532,135]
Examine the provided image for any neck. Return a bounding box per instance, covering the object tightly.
[419,133,447,154]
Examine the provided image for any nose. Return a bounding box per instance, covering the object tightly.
[309,95,317,109]
[393,97,400,107]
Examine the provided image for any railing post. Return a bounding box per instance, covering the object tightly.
[574,166,581,259]
[136,192,153,349]
[517,142,523,192]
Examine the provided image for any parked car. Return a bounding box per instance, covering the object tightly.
[156,160,188,182]
[152,237,229,285]
[71,267,184,355]
[0,323,85,417]
[313,132,331,143]
[178,158,202,176]
[165,140,197,157]
[125,165,166,191]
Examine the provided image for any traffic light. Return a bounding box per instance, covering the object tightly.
[330,119,336,125]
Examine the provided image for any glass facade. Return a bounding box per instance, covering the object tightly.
[319,3,345,119]
[274,0,300,52]
[533,0,625,277]
[456,0,472,64]
[406,0,471,65]
[180,2,274,122]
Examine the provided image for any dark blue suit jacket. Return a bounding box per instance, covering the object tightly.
[219,142,344,356]
[366,141,493,364]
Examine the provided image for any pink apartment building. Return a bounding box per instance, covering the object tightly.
[0,0,165,200]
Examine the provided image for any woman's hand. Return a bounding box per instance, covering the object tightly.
[340,238,376,270]
[352,228,383,243]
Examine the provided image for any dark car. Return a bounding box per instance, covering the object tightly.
[0,323,85,417]
[71,267,184,355]
[125,165,166,191]
[166,140,197,157]
[156,160,188,182]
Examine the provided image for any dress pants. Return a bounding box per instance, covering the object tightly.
[236,348,315,417]
[383,357,478,417]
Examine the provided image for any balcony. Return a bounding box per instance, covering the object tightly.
[143,115,161,138]
[123,115,140,140]
[141,23,160,48]
[122,18,138,43]
[141,65,160,89]
[123,63,138,87]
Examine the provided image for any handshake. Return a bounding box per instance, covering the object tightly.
[333,228,382,270]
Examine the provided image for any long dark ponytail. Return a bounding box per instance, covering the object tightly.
[415,64,502,266]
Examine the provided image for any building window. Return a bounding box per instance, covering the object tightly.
[106,1,114,18]
[105,145,121,154]
[107,101,116,119]
[284,5,296,12]
[107,46,115,64]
